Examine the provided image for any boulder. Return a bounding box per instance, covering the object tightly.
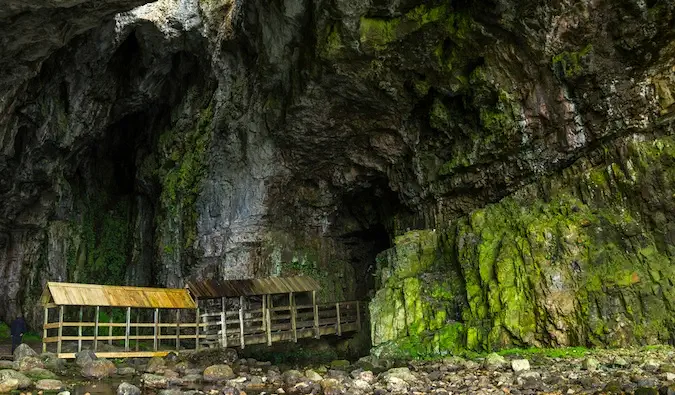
[25,367,58,380]
[582,357,599,371]
[117,367,136,376]
[146,356,166,373]
[351,379,371,392]
[75,350,97,367]
[282,369,304,386]
[117,382,141,395]
[203,364,235,382]
[141,373,169,389]
[13,344,38,361]
[304,369,323,381]
[511,359,531,373]
[0,361,15,370]
[18,356,44,371]
[41,353,66,373]
[381,367,417,383]
[330,360,350,370]
[0,378,19,392]
[0,369,33,388]
[643,359,661,372]
[35,379,64,391]
[484,353,508,370]
[81,358,117,379]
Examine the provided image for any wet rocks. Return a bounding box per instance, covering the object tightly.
[25,367,58,380]
[0,378,19,392]
[117,382,141,395]
[35,379,64,391]
[142,373,169,389]
[203,364,235,382]
[0,369,32,388]
[75,350,97,367]
[81,358,116,379]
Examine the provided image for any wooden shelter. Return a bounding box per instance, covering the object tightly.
[187,276,362,349]
[41,282,198,359]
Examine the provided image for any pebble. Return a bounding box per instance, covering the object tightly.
[511,359,531,373]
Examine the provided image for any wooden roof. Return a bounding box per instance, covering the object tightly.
[41,282,197,309]
[187,276,321,299]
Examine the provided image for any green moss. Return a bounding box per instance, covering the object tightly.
[318,23,344,59]
[552,44,593,78]
[0,322,9,340]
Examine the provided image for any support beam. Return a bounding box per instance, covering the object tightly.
[336,302,341,336]
[239,296,245,349]
[42,307,49,353]
[312,291,319,339]
[175,310,180,351]
[153,309,159,351]
[94,306,99,352]
[195,307,201,351]
[356,301,361,331]
[220,297,227,348]
[290,292,297,343]
[266,295,272,346]
[77,307,83,352]
[57,306,64,354]
[125,307,131,351]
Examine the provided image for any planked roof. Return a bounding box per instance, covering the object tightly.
[187,276,321,299]
[41,282,197,309]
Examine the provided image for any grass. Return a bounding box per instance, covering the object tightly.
[496,346,590,359]
[0,323,9,340]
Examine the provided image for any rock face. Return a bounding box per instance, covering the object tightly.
[0,0,673,355]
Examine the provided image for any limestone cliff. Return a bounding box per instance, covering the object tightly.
[0,0,673,352]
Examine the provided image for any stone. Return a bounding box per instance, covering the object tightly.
[75,350,97,367]
[59,391,71,395]
[41,354,66,373]
[386,376,408,393]
[634,387,658,395]
[612,357,629,367]
[582,357,599,371]
[146,357,166,373]
[357,370,375,383]
[116,367,136,376]
[35,379,63,391]
[0,369,32,388]
[304,370,322,381]
[511,359,531,373]
[330,360,350,370]
[13,345,37,361]
[182,374,202,383]
[381,367,417,383]
[158,390,183,395]
[142,373,169,389]
[665,373,675,382]
[282,370,304,386]
[0,378,19,392]
[25,368,57,380]
[351,379,371,392]
[484,353,508,370]
[0,362,14,370]
[220,388,241,395]
[174,361,190,374]
[643,359,660,372]
[18,357,44,372]
[117,382,141,395]
[81,358,117,379]
[203,364,235,382]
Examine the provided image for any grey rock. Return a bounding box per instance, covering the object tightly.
[117,382,141,395]
[0,369,32,388]
[203,364,235,382]
[81,358,116,379]
[35,379,64,391]
[484,353,508,370]
[511,359,531,373]
[13,344,37,361]
[75,350,97,367]
[142,373,169,389]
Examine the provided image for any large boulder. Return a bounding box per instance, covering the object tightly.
[36,379,64,391]
[25,368,58,380]
[145,357,166,373]
[484,353,508,370]
[18,356,45,371]
[75,350,97,367]
[141,373,169,389]
[117,382,141,395]
[203,364,235,382]
[81,358,117,379]
[0,378,19,392]
[41,353,67,373]
[13,344,38,361]
[0,370,32,389]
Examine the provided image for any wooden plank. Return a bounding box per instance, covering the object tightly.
[42,307,49,353]
[125,307,131,351]
[220,297,227,348]
[57,351,170,359]
[153,309,159,351]
[94,306,99,351]
[261,295,266,332]
[57,306,64,354]
[336,302,342,336]
[290,292,297,343]
[239,296,245,349]
[266,295,272,346]
[78,307,83,352]
[312,291,319,339]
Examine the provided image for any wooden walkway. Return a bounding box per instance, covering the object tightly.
[43,301,362,359]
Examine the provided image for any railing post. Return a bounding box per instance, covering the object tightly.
[312,291,319,339]
[266,295,272,346]
[195,307,201,351]
[356,301,361,331]
[94,306,99,352]
[221,297,227,348]
[108,311,113,346]
[153,308,159,351]
[125,307,131,351]
[290,292,297,343]
[77,307,83,352]
[261,295,266,332]
[239,296,245,349]
[176,310,180,351]
[135,311,140,351]
[42,307,49,353]
[57,306,64,355]
[336,302,341,336]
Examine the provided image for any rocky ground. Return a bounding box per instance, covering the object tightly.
[1,345,675,394]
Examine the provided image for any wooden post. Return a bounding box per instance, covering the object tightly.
[266,295,272,346]
[57,306,64,355]
[356,301,361,331]
[94,306,100,352]
[336,302,342,336]
[195,307,200,351]
[175,310,180,351]
[125,307,131,351]
[239,296,245,349]
[153,309,159,351]
[135,311,140,351]
[108,310,113,346]
[77,307,83,352]
[42,307,49,353]
[220,297,227,348]
[312,291,319,339]
[290,292,297,343]
[261,295,266,332]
